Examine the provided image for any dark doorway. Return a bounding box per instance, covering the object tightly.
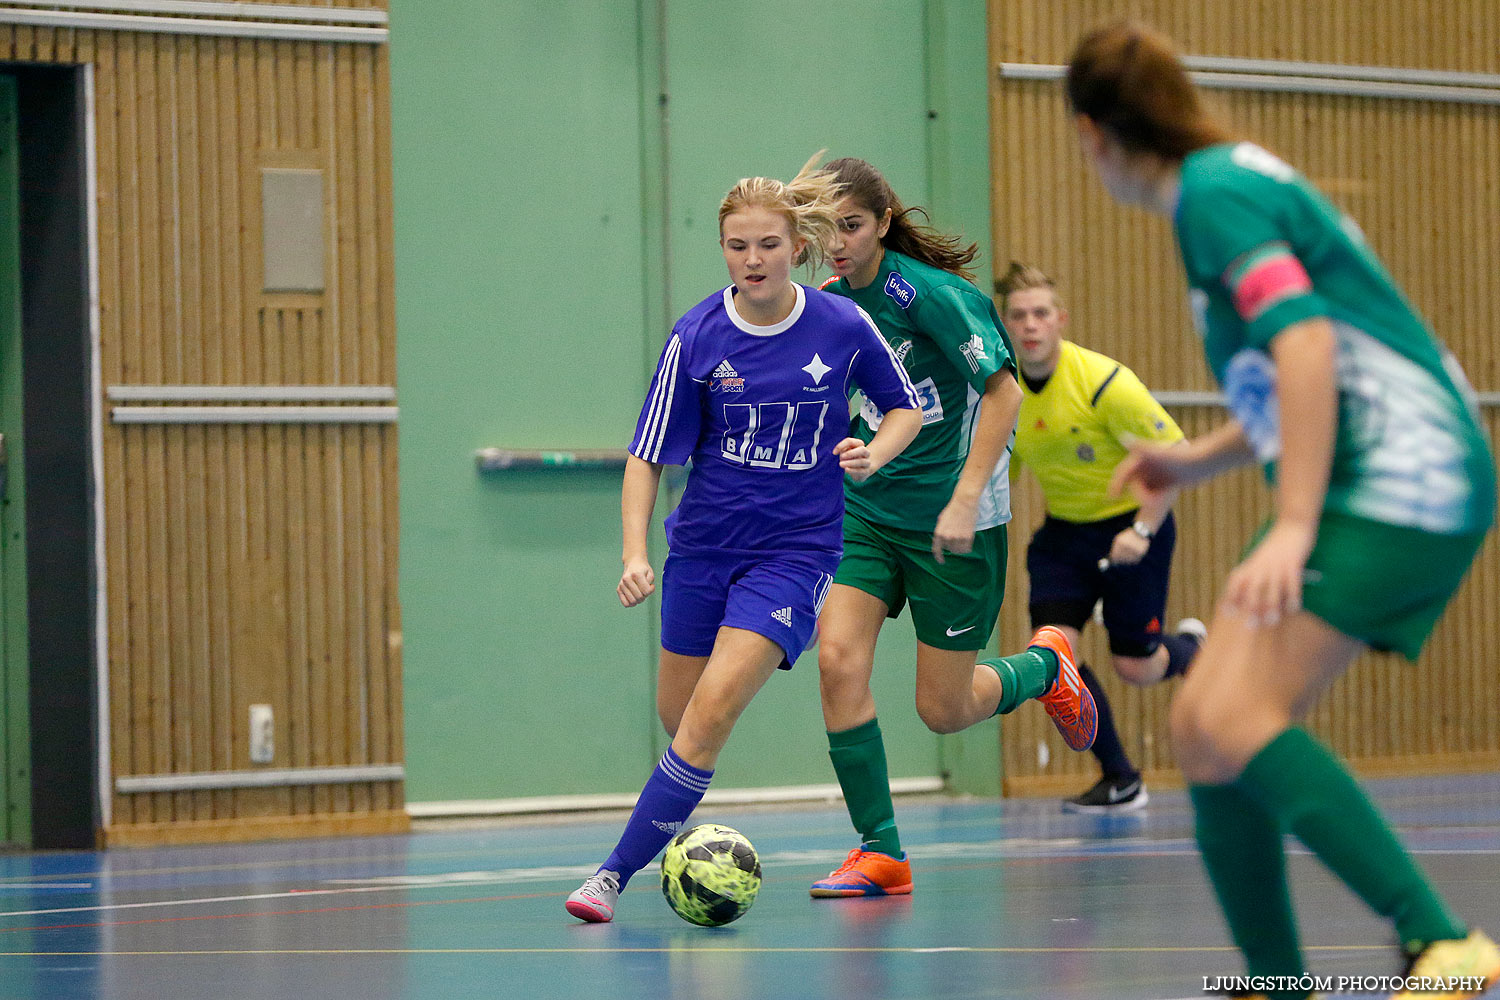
[2,62,94,850]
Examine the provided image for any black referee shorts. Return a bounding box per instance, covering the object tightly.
[1025,510,1177,657]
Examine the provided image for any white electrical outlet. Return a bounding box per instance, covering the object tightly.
[249,704,275,764]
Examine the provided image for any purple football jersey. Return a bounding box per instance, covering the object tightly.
[630,284,919,555]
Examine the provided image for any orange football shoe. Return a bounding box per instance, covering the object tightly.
[1031,625,1097,751]
[809,848,913,898]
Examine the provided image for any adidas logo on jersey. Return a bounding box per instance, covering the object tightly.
[711,359,745,393]
[770,607,793,627]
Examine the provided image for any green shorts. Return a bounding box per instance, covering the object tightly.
[1254,510,1488,660]
[834,508,1008,651]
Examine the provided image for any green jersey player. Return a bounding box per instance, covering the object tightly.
[806,157,1097,899]
[1067,20,1498,1000]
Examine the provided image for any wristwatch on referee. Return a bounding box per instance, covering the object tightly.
[1130,520,1154,541]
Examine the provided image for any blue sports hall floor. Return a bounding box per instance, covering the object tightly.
[2,773,1497,1000]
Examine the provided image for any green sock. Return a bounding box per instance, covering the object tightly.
[1237,727,1467,953]
[1190,783,1304,995]
[827,718,901,857]
[982,647,1058,716]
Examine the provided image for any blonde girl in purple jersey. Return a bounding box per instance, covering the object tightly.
[566,157,922,924]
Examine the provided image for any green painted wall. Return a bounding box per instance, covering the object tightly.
[391,0,998,803]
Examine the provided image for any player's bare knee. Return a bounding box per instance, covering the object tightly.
[817,633,869,674]
[914,692,965,734]
[676,705,736,760]
[1168,689,1217,763]
[816,643,872,699]
[1170,688,1250,781]
[818,661,870,705]
[1112,653,1163,686]
[916,707,964,735]
[655,690,678,730]
[656,705,682,738]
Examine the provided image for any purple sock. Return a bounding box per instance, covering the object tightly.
[601,746,713,889]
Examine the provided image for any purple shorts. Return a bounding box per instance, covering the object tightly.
[659,550,837,669]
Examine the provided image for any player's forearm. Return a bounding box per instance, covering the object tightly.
[1179,420,1257,485]
[621,454,664,563]
[951,371,1021,504]
[864,406,923,473]
[1269,318,1337,530]
[1134,441,1184,530]
[1134,484,1178,533]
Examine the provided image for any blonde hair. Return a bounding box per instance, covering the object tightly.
[718,151,843,269]
[994,260,1061,309]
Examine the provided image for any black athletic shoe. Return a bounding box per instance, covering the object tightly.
[1061,774,1148,813]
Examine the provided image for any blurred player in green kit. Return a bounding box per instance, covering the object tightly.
[1067,20,1499,1000]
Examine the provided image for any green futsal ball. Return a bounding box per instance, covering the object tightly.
[660,823,762,926]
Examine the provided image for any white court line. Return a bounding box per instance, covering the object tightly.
[0,841,1001,919]
[1,837,1494,921]
[0,854,819,919]
[0,884,94,891]
[0,878,555,921]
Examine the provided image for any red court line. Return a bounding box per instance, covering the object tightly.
[0,890,558,935]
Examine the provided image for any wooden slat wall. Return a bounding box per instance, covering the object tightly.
[994,1,1500,72]
[267,1,385,7]
[991,2,1500,792]
[0,15,402,844]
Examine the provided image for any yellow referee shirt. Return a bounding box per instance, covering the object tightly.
[1013,341,1183,522]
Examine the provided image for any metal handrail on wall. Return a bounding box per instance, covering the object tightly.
[998,54,1500,106]
[0,0,388,42]
[107,384,400,424]
[1153,392,1500,408]
[0,0,387,24]
[475,448,629,471]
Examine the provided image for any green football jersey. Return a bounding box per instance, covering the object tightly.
[823,249,1017,531]
[1176,142,1495,534]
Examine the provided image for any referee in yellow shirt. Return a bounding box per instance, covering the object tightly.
[998,262,1204,812]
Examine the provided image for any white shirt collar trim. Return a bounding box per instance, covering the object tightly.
[722,283,805,336]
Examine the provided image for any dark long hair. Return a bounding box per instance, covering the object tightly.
[826,157,979,282]
[1065,20,1233,160]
